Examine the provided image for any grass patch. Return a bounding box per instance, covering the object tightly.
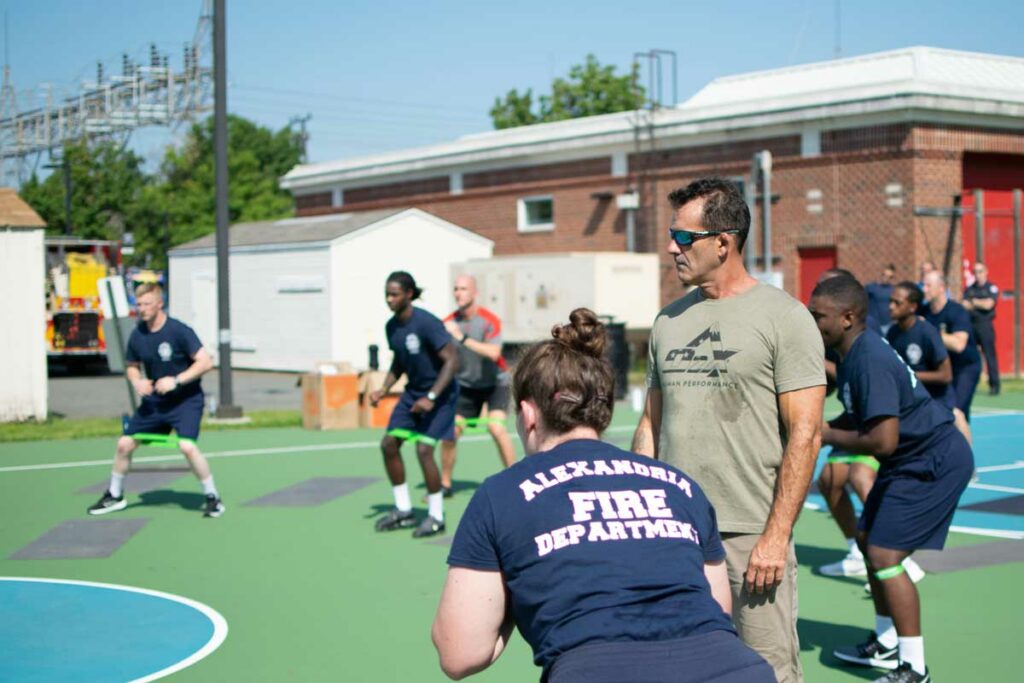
[0,410,302,443]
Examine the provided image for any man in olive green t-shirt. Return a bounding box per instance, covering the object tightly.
[633,178,825,683]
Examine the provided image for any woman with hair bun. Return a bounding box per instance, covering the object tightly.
[432,308,773,682]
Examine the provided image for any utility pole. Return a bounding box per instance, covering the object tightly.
[213,0,241,418]
[289,113,312,163]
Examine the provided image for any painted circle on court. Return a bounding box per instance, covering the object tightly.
[0,577,227,682]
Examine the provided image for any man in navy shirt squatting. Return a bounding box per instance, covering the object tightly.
[369,271,459,538]
[88,283,225,518]
[810,276,973,683]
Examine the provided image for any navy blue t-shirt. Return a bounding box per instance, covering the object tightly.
[864,282,893,330]
[923,300,981,371]
[385,307,453,394]
[448,439,734,672]
[125,317,204,403]
[886,318,955,408]
[836,330,954,471]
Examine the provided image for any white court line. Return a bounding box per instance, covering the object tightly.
[0,576,228,682]
[973,408,1024,417]
[948,526,1024,540]
[0,426,635,475]
[968,482,1024,495]
[975,461,1024,473]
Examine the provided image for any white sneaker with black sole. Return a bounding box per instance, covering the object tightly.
[88,491,127,515]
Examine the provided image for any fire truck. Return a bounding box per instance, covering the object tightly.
[44,237,123,360]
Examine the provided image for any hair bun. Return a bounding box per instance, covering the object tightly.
[551,308,606,358]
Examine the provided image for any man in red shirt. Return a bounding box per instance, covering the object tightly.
[440,275,517,495]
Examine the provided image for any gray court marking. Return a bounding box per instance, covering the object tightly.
[915,539,1024,573]
[10,518,149,560]
[78,468,190,495]
[425,536,453,547]
[244,477,379,507]
[961,494,1024,516]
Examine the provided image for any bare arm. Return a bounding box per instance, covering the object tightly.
[429,342,461,398]
[155,347,214,394]
[940,330,969,354]
[432,568,514,680]
[631,388,662,458]
[822,415,899,458]
[745,385,824,594]
[704,560,731,614]
[369,358,404,406]
[915,357,952,385]
[444,320,503,363]
[126,363,153,396]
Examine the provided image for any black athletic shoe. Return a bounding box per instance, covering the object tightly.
[873,663,930,682]
[442,485,453,499]
[834,632,900,670]
[375,508,416,531]
[412,516,445,538]
[202,495,226,518]
[88,491,127,515]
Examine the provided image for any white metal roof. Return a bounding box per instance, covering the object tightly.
[281,47,1024,191]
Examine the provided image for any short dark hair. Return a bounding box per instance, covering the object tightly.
[386,271,422,299]
[667,178,751,252]
[895,280,923,307]
[819,267,857,283]
[811,274,868,320]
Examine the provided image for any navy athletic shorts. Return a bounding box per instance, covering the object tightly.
[545,630,774,683]
[124,393,205,441]
[859,426,974,551]
[952,362,982,420]
[387,389,457,442]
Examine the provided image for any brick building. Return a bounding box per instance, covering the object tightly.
[282,47,1024,373]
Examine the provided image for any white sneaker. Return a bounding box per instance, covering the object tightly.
[819,550,868,577]
[863,557,926,593]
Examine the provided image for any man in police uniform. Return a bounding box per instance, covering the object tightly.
[963,262,1000,396]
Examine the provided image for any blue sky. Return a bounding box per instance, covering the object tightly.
[4,0,1023,171]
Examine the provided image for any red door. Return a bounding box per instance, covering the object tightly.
[962,153,1024,376]
[799,247,837,304]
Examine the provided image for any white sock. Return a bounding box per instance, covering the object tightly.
[427,491,444,521]
[109,472,125,498]
[899,636,926,675]
[200,476,218,497]
[847,538,863,558]
[875,615,898,648]
[392,484,412,512]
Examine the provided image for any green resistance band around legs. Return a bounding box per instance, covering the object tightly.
[875,564,907,581]
[386,428,438,447]
[131,433,194,449]
[455,417,505,435]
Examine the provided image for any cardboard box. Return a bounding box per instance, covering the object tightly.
[358,371,407,428]
[301,364,359,430]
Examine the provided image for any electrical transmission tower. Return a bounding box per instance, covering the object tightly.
[0,1,214,187]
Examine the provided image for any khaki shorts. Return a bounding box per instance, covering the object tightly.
[722,532,801,683]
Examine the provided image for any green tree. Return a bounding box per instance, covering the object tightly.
[490,54,644,129]
[20,140,149,241]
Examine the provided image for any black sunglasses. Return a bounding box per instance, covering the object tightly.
[668,228,741,247]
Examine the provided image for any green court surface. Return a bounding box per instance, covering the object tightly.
[1,404,1021,682]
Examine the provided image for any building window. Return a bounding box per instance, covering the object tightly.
[517,196,554,232]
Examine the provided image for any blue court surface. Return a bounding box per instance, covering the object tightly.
[0,578,227,682]
[807,411,1024,539]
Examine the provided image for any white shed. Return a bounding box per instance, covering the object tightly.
[168,208,493,372]
[0,189,47,422]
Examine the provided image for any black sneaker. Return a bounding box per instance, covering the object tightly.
[873,663,930,682]
[442,485,453,499]
[88,491,127,515]
[834,632,900,670]
[412,516,445,538]
[375,508,416,531]
[202,495,226,518]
